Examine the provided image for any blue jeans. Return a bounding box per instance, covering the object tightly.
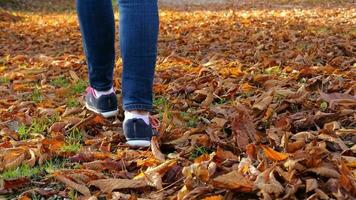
[76,0,159,111]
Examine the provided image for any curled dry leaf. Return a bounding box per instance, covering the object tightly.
[212,170,253,192]
[305,166,340,178]
[231,105,257,150]
[89,178,148,194]
[305,178,318,193]
[134,159,176,189]
[252,92,273,111]
[53,173,91,197]
[2,147,26,170]
[214,146,238,163]
[151,136,165,162]
[255,168,285,199]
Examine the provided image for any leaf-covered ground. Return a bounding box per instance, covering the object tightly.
[0,0,355,199]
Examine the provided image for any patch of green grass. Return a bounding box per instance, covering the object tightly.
[31,87,42,103]
[261,119,270,129]
[68,189,79,200]
[214,98,229,105]
[274,93,286,103]
[0,77,9,85]
[189,146,212,160]
[153,96,169,107]
[50,75,69,87]
[60,128,83,153]
[1,157,68,180]
[67,97,79,108]
[17,115,59,139]
[349,28,356,36]
[181,111,199,128]
[60,142,82,153]
[264,66,282,75]
[1,164,41,180]
[240,91,254,98]
[17,124,30,140]
[43,157,68,173]
[320,101,328,112]
[314,27,329,35]
[70,79,87,94]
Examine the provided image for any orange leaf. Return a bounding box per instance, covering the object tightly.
[261,145,289,161]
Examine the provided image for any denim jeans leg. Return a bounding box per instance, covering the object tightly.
[118,0,159,112]
[76,0,115,91]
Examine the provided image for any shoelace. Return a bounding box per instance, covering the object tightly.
[86,86,96,97]
[149,115,160,131]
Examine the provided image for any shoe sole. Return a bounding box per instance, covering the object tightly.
[85,102,118,118]
[126,140,151,147]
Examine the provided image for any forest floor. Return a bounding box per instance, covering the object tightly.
[0,0,355,199]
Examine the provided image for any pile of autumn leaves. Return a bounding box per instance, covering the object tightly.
[1,2,356,200]
[1,63,355,199]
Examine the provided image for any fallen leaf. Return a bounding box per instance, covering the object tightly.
[151,136,165,162]
[306,178,318,193]
[89,178,148,193]
[212,170,253,192]
[261,146,289,161]
[53,173,91,197]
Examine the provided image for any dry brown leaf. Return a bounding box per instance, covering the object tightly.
[134,159,176,189]
[214,146,238,163]
[253,95,273,111]
[89,178,148,193]
[211,117,227,128]
[53,173,91,197]
[306,178,318,193]
[151,136,165,162]
[305,166,340,178]
[255,168,285,198]
[212,170,253,192]
[3,148,26,170]
[231,105,257,150]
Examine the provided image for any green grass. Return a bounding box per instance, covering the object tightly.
[43,157,68,173]
[31,87,43,103]
[320,101,328,111]
[17,123,30,140]
[50,76,69,87]
[214,98,229,105]
[60,128,83,153]
[66,97,79,108]
[181,111,199,128]
[1,164,41,179]
[274,93,286,103]
[17,115,59,139]
[1,157,69,180]
[153,96,169,108]
[0,77,9,85]
[68,189,79,200]
[60,142,82,153]
[189,146,212,160]
[70,80,87,94]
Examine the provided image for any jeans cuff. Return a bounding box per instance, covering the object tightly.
[123,104,152,112]
[90,84,113,91]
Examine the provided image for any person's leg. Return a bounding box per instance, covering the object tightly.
[118,0,159,112]
[118,0,159,147]
[76,0,115,91]
[76,0,118,117]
